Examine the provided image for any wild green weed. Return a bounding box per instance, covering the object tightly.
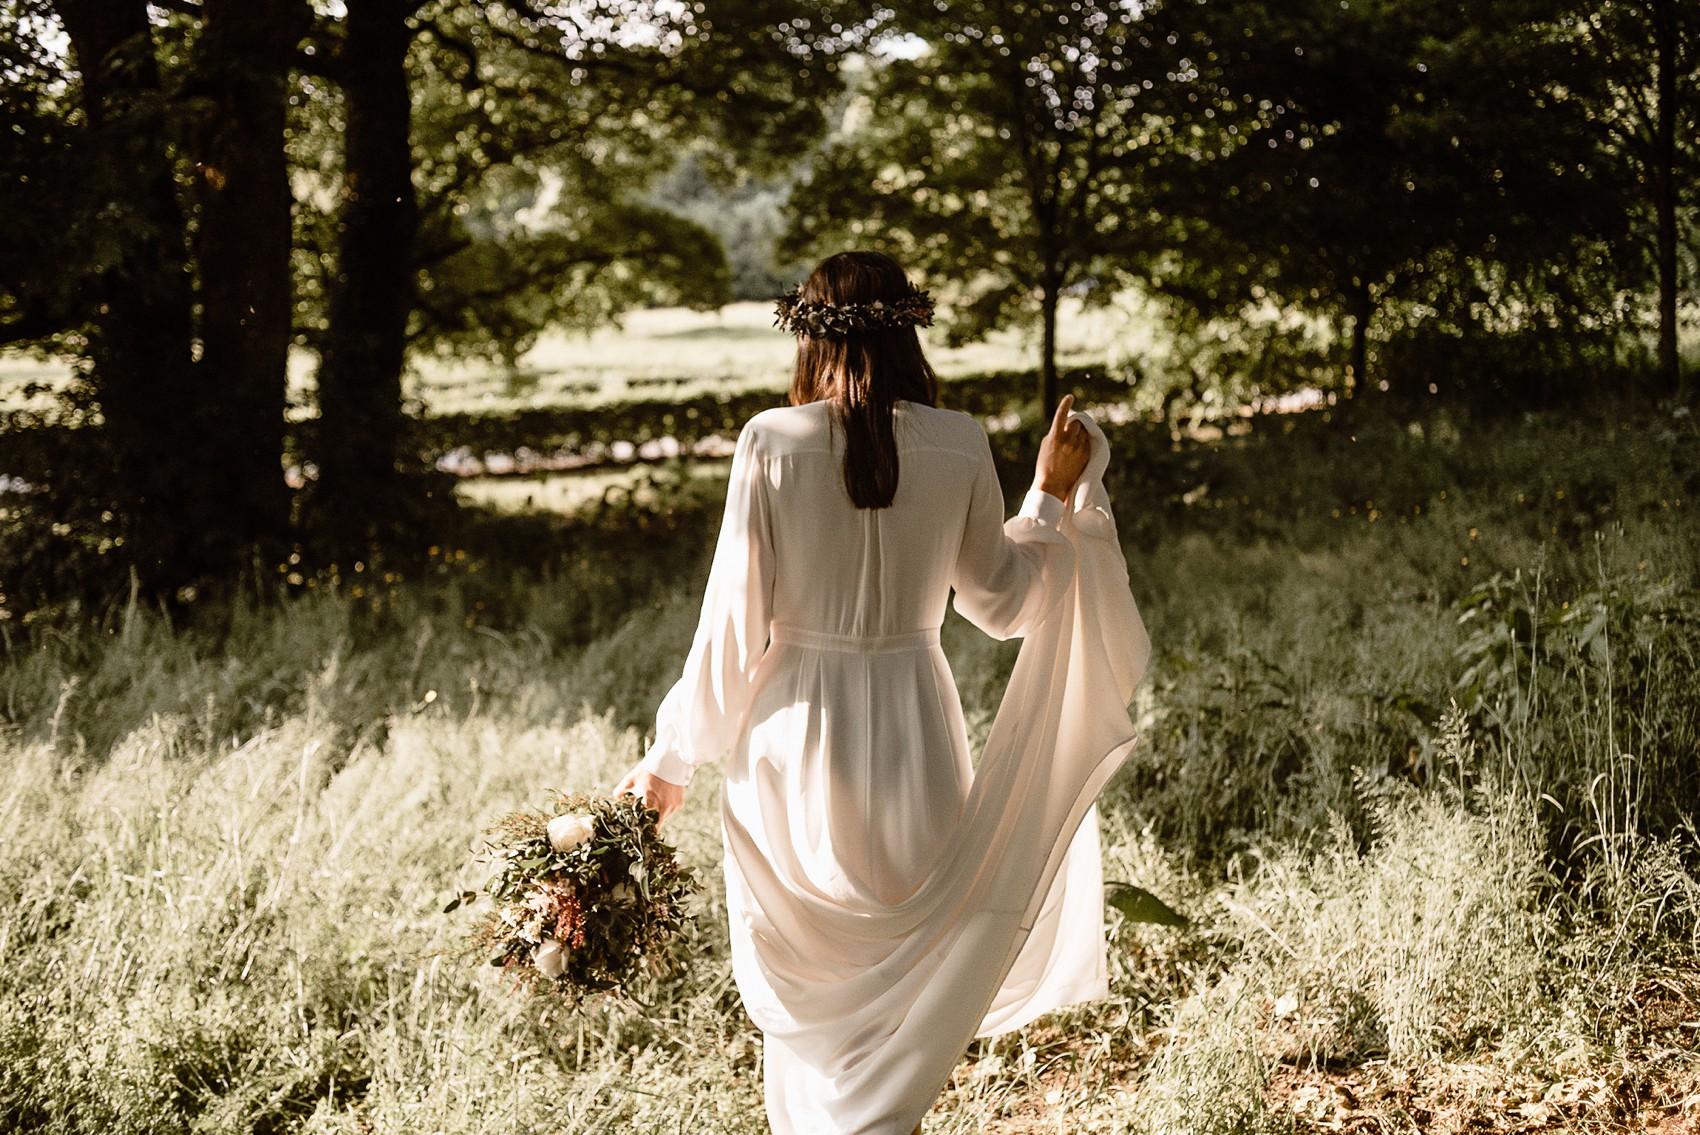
[0,710,769,1133]
[1454,566,1700,846]
[1218,718,1553,1066]
[1127,975,1287,1135]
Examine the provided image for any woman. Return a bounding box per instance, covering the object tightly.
[615,250,1149,1134]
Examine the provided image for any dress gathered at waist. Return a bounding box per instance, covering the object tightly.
[768,624,941,654]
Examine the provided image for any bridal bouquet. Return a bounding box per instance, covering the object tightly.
[446,791,697,1003]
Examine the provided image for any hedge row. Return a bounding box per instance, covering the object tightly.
[0,367,1137,487]
[409,366,1134,465]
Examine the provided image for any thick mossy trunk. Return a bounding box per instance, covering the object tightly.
[311,0,424,558]
[55,0,209,585]
[190,0,306,573]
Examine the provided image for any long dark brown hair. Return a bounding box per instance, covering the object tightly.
[788,251,939,509]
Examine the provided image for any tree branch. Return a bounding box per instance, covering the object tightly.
[482,20,658,88]
[420,18,482,85]
[411,232,474,271]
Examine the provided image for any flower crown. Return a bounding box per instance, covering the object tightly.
[773,285,935,337]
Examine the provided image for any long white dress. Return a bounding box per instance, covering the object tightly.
[637,399,1150,1134]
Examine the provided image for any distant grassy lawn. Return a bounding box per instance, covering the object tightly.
[0,298,1156,418]
[6,302,1697,421]
[456,457,733,514]
[401,298,1156,416]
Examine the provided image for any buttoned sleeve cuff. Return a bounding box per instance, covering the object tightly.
[638,746,694,787]
[1018,488,1067,526]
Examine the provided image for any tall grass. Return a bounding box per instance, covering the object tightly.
[3,396,1697,1132]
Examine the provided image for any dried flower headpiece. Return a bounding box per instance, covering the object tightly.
[773,285,935,337]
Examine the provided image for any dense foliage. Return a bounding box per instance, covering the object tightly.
[0,0,849,590]
[781,0,1696,402]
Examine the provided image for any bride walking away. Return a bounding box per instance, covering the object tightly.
[615,250,1150,1134]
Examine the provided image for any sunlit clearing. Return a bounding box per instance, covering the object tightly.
[872,32,929,60]
[525,0,698,56]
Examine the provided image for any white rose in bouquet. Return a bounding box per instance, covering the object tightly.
[547,812,596,853]
[534,938,568,979]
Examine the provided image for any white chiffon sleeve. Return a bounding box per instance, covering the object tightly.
[950,431,1074,640]
[638,425,774,787]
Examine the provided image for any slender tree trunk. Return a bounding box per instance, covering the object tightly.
[311,0,422,557]
[1347,279,1373,393]
[191,0,306,570]
[53,0,202,584]
[1652,0,1681,400]
[1039,270,1061,418]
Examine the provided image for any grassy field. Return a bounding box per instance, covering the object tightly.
[2,386,1698,1133]
[0,298,1152,420]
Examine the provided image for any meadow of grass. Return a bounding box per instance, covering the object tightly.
[0,299,1146,421]
[2,389,1698,1133]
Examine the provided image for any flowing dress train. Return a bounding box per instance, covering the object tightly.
[637,400,1150,1134]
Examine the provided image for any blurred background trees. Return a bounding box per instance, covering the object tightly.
[1134,0,1636,399]
[782,0,1172,412]
[0,0,1695,610]
[1578,0,1699,401]
[1,0,845,597]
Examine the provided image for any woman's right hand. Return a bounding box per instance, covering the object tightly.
[1034,393,1091,500]
[614,763,687,826]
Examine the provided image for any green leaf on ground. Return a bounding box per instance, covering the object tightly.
[1105,882,1188,927]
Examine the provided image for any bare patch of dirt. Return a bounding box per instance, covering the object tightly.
[925,969,1700,1133]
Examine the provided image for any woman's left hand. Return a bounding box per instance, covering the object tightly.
[1035,394,1091,500]
[614,763,687,826]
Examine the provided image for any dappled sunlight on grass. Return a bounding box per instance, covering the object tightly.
[3,396,1698,1131]
[455,458,733,515]
[406,298,1150,417]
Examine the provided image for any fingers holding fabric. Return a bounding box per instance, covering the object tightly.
[1036,393,1092,501]
[1050,393,1075,434]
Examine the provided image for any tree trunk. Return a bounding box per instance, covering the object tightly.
[311,0,422,557]
[54,0,208,586]
[1347,279,1373,393]
[190,0,305,571]
[1652,0,1681,400]
[1039,273,1061,418]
